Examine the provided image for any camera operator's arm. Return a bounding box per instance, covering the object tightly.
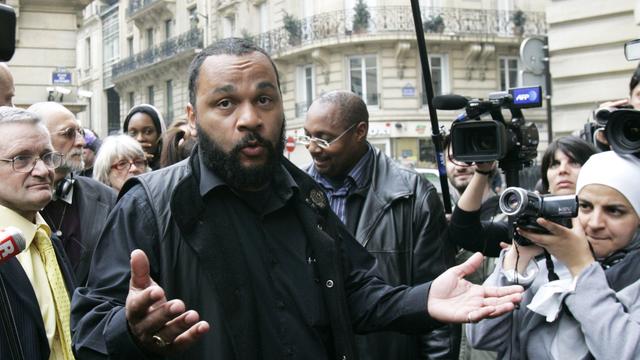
[446,162,508,256]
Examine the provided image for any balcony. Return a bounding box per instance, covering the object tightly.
[127,0,175,25]
[112,28,203,81]
[253,6,546,56]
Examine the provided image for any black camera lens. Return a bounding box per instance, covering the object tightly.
[470,129,497,152]
[499,187,528,216]
[607,109,640,155]
[503,192,521,212]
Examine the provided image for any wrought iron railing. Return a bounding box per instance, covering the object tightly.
[126,0,157,17]
[112,28,203,80]
[252,6,546,55]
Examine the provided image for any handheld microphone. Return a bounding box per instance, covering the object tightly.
[0,227,26,265]
[433,94,469,110]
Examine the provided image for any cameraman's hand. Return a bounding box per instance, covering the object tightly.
[502,240,543,274]
[517,218,595,277]
[475,161,496,173]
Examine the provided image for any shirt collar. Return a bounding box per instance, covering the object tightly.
[309,143,373,191]
[0,204,50,249]
[198,152,298,197]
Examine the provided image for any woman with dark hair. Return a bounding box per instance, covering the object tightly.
[123,104,166,170]
[539,136,598,194]
[160,116,196,168]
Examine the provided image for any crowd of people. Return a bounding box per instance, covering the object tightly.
[0,36,638,360]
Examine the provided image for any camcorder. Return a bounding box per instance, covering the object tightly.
[444,86,542,171]
[586,107,640,156]
[0,4,16,62]
[499,187,578,246]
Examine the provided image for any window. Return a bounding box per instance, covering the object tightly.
[295,64,314,117]
[165,19,173,40]
[349,55,378,106]
[147,85,154,105]
[84,37,91,70]
[499,56,520,90]
[127,37,134,56]
[223,15,235,38]
[166,80,174,122]
[258,3,268,33]
[188,7,198,29]
[128,91,135,110]
[422,54,449,105]
[146,28,154,49]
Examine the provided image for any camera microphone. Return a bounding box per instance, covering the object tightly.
[433,94,469,110]
[0,227,26,265]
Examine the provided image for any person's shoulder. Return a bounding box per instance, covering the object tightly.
[75,175,117,200]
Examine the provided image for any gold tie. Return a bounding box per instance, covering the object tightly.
[34,227,75,360]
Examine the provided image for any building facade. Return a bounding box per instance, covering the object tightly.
[4,0,90,112]
[79,0,547,167]
[547,0,640,136]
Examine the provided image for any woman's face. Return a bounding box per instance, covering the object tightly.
[578,184,639,258]
[127,113,159,157]
[108,156,147,192]
[547,150,582,195]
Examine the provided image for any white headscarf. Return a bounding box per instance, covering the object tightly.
[576,151,640,216]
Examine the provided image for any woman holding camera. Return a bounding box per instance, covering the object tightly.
[467,151,640,359]
[447,136,596,256]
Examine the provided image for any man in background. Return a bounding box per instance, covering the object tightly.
[27,102,116,286]
[0,62,15,106]
[304,90,456,359]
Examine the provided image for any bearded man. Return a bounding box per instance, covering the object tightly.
[70,38,523,360]
[27,102,116,286]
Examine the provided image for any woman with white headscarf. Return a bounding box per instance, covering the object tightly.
[468,151,640,359]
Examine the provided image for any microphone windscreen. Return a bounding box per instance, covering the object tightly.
[433,95,469,110]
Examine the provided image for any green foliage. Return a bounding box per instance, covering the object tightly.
[283,12,301,45]
[352,0,370,33]
[423,14,444,33]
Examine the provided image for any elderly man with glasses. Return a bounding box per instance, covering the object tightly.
[27,102,116,286]
[0,106,76,359]
[303,90,458,360]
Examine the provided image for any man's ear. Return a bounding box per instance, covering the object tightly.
[356,121,369,142]
[186,103,198,138]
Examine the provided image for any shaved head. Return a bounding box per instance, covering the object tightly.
[27,101,75,129]
[0,63,15,106]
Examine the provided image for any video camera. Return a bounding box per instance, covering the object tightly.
[436,86,542,175]
[499,187,578,246]
[587,107,640,156]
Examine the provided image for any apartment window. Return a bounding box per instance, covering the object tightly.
[166,80,174,121]
[146,28,154,49]
[223,15,235,37]
[188,7,198,29]
[127,37,134,56]
[499,56,520,91]
[165,19,173,40]
[295,64,314,117]
[258,3,268,33]
[128,92,135,110]
[349,55,378,106]
[422,54,449,105]
[84,37,91,69]
[147,85,154,105]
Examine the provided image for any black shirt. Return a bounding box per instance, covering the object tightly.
[200,159,331,359]
[41,192,83,270]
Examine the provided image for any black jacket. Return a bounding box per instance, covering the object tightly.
[316,148,455,359]
[71,149,442,360]
[0,234,76,360]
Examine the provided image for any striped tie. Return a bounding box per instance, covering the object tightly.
[34,227,74,360]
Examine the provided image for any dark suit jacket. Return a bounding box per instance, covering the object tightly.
[73,176,116,286]
[0,234,76,360]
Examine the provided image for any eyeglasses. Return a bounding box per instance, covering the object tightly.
[0,152,64,173]
[56,127,85,140]
[111,158,147,172]
[298,123,358,149]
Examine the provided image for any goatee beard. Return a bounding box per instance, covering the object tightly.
[197,123,285,190]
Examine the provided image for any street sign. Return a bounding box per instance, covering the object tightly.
[52,71,72,85]
[286,136,296,153]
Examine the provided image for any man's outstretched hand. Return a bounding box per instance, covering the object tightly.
[126,249,210,355]
[427,252,523,323]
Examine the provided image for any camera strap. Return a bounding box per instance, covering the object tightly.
[543,249,559,282]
